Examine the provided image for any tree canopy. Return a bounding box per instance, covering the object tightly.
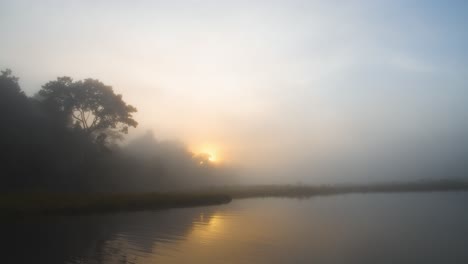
[39,77,138,137]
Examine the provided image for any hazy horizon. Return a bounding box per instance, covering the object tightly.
[2,0,468,184]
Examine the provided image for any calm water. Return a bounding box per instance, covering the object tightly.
[4,192,468,264]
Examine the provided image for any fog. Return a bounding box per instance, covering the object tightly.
[1,0,468,189]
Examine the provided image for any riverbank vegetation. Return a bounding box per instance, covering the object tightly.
[0,192,231,216]
[2,180,467,216]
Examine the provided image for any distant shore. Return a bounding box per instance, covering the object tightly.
[211,179,468,199]
[1,180,467,216]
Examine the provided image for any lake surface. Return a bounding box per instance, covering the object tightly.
[4,192,468,264]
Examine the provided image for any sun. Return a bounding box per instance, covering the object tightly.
[208,153,217,162]
[191,143,222,163]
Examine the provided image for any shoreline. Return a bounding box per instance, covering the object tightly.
[2,180,467,216]
[0,192,232,216]
[216,180,468,199]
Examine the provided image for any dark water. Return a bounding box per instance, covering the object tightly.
[4,192,468,264]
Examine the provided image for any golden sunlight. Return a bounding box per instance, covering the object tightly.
[208,153,217,162]
[191,143,223,163]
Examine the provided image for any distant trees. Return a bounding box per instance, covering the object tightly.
[0,69,50,191]
[193,153,212,166]
[39,77,138,142]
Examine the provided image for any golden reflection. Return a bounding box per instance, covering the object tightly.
[103,200,342,264]
[146,212,228,263]
[192,213,225,240]
[204,214,223,233]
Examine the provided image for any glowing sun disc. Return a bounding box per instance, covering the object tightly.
[208,154,217,162]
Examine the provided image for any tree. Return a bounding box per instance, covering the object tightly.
[0,69,28,113]
[0,69,33,128]
[39,77,138,140]
[0,69,23,97]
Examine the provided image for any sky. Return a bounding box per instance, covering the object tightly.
[1,0,468,183]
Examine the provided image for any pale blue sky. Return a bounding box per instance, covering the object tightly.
[1,0,467,182]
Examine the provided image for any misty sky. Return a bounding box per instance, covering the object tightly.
[1,0,468,183]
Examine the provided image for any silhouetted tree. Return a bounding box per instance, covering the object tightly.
[0,69,31,119]
[0,69,45,190]
[0,69,23,98]
[39,77,138,142]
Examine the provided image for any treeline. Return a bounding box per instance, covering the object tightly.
[201,179,468,199]
[0,69,236,193]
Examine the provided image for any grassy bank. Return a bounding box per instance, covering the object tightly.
[0,192,231,216]
[2,180,467,216]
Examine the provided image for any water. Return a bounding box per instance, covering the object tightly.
[4,192,468,264]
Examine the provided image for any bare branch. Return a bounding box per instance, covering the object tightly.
[90,115,100,131]
[72,112,84,125]
[79,109,88,130]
